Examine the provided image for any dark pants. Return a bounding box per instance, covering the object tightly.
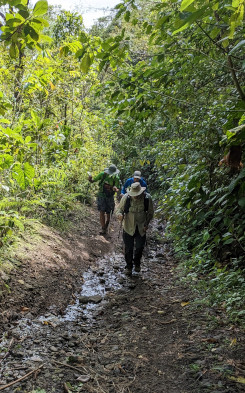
[123,226,146,269]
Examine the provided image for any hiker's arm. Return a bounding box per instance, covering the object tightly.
[116,195,127,219]
[112,176,120,192]
[89,172,102,183]
[121,179,130,195]
[142,179,148,193]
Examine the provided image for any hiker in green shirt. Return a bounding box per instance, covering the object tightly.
[88,164,120,234]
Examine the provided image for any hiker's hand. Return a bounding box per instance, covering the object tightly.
[88,175,93,183]
[113,186,119,192]
[118,214,123,222]
[143,225,148,232]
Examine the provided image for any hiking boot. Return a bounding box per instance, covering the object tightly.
[125,267,132,276]
[99,227,107,235]
[134,265,141,273]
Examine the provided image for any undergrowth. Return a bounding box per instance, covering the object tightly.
[173,245,245,326]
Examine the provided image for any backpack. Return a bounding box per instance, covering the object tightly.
[100,172,116,197]
[123,193,149,214]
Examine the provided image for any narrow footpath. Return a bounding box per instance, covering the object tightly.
[0,205,244,393]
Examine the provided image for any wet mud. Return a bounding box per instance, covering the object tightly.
[0,210,244,393]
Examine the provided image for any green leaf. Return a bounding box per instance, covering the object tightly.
[23,162,35,180]
[223,238,234,245]
[203,230,210,242]
[60,45,69,57]
[124,11,130,22]
[33,0,48,16]
[24,25,39,41]
[173,7,207,35]
[229,40,245,54]
[238,197,245,208]
[80,53,91,73]
[33,17,49,27]
[12,166,25,189]
[6,17,22,27]
[9,43,19,58]
[75,48,85,59]
[18,10,30,19]
[180,0,196,12]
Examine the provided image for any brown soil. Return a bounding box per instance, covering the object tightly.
[0,204,244,393]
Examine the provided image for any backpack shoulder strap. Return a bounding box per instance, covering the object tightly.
[144,193,149,212]
[124,193,149,214]
[124,195,131,214]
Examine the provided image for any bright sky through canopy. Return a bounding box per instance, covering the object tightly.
[48,0,120,28]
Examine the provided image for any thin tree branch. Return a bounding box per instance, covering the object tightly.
[0,365,44,391]
[227,55,245,101]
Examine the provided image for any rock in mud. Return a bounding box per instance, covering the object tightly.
[79,295,102,304]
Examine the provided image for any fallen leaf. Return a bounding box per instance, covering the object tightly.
[230,338,237,347]
[161,319,177,324]
[77,375,90,383]
[181,302,190,307]
[20,306,29,312]
[157,310,165,315]
[138,355,149,361]
[228,376,245,384]
[63,382,72,393]
[201,338,219,343]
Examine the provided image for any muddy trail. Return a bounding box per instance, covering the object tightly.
[0,205,244,393]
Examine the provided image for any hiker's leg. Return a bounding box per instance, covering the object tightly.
[104,196,114,229]
[123,230,134,270]
[97,196,107,233]
[134,226,146,268]
[105,213,110,229]
[100,211,106,229]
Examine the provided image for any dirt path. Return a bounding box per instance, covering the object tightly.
[0,205,244,393]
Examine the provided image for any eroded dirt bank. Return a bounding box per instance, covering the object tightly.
[0,205,244,393]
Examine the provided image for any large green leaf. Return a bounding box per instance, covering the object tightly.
[12,165,25,189]
[24,162,35,180]
[180,0,196,12]
[80,53,92,73]
[33,0,48,16]
[9,42,19,58]
[229,39,245,54]
[24,25,39,41]
[173,6,208,35]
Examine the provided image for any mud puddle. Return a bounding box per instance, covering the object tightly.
[0,251,135,388]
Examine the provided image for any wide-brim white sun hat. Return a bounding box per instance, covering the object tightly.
[128,182,146,197]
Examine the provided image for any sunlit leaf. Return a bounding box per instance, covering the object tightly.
[180,0,196,12]
[33,0,48,16]
[229,376,245,384]
[80,53,91,73]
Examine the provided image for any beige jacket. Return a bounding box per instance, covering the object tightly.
[116,192,154,236]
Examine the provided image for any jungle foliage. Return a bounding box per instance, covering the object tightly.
[0,0,244,322]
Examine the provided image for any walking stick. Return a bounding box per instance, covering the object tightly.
[118,214,124,239]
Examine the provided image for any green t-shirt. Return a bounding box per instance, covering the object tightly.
[93,171,120,197]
